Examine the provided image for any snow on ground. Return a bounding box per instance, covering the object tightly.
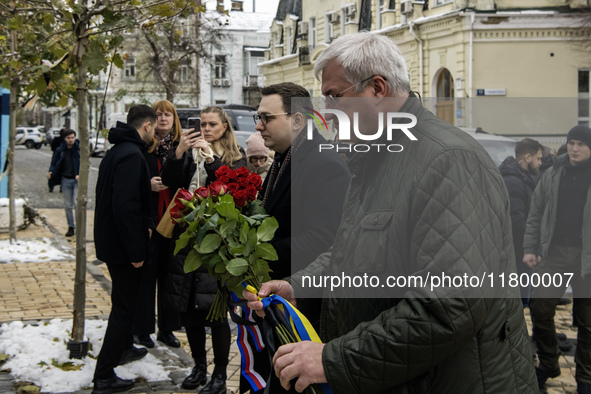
[0,319,170,392]
[0,238,73,263]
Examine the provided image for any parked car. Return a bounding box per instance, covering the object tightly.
[15,127,43,149]
[460,127,517,166]
[45,127,62,145]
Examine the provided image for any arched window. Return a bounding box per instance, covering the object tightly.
[435,69,454,125]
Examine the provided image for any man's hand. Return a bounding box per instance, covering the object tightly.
[523,253,540,268]
[46,172,52,180]
[148,228,153,239]
[242,280,296,317]
[150,176,168,192]
[132,261,144,268]
[75,175,79,181]
[273,342,327,392]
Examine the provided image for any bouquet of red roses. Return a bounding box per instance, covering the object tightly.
[170,166,278,321]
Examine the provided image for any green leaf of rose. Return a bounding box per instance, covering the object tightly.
[217,194,239,219]
[198,233,222,254]
[240,221,249,244]
[184,250,203,273]
[220,219,237,238]
[174,230,193,255]
[243,228,257,257]
[252,258,272,276]
[226,258,249,276]
[214,260,227,274]
[255,244,278,261]
[257,217,279,242]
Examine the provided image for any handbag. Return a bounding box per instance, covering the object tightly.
[155,189,180,238]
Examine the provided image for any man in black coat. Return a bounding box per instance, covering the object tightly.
[246,82,350,392]
[92,105,157,394]
[499,137,543,307]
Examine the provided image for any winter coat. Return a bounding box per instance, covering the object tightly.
[524,154,591,277]
[94,121,154,265]
[499,156,536,261]
[48,140,80,188]
[289,96,537,393]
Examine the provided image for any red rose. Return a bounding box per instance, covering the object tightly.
[175,188,195,211]
[238,177,249,188]
[194,186,210,201]
[236,167,250,177]
[246,185,258,201]
[218,175,230,183]
[209,180,227,197]
[246,173,262,187]
[227,169,239,181]
[215,166,230,179]
[226,183,240,194]
[233,190,249,208]
[170,205,183,223]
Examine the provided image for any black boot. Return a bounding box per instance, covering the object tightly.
[157,331,180,348]
[182,364,208,389]
[91,374,134,394]
[199,373,226,394]
[118,346,148,366]
[578,380,591,394]
[133,334,155,348]
[65,227,75,237]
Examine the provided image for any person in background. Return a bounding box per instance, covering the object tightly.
[92,105,157,394]
[524,125,591,394]
[48,128,65,192]
[499,138,543,308]
[161,106,246,394]
[47,129,79,237]
[245,131,272,182]
[132,99,187,350]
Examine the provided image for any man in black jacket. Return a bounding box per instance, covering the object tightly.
[499,138,543,307]
[92,105,157,394]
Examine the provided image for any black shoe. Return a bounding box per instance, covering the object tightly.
[199,373,227,394]
[118,346,148,366]
[182,365,207,390]
[157,331,180,348]
[65,227,75,237]
[558,297,572,306]
[133,334,155,348]
[578,380,591,394]
[536,367,560,392]
[92,374,134,394]
[559,340,573,352]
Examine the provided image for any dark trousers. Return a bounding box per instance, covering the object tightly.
[94,263,144,380]
[186,322,231,377]
[530,244,591,383]
[134,233,180,335]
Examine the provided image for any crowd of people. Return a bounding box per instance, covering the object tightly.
[43,31,591,394]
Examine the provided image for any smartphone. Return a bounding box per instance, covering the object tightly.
[187,117,201,136]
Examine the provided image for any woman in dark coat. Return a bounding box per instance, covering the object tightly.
[162,106,246,394]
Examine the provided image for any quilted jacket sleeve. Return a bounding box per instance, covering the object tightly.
[322,149,511,393]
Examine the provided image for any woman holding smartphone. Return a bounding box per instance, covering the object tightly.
[162,106,246,394]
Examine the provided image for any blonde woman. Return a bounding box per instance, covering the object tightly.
[161,106,246,394]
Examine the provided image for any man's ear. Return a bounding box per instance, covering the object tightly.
[372,76,388,98]
[524,153,532,164]
[292,112,305,130]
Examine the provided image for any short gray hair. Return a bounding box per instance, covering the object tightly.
[314,32,410,97]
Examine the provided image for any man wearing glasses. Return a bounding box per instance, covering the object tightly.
[245,33,537,393]
[242,82,350,393]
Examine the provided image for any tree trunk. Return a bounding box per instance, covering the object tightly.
[8,31,18,243]
[72,37,90,345]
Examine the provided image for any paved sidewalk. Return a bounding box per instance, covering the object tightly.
[0,208,582,393]
[0,208,243,394]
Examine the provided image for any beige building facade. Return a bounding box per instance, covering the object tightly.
[262,0,591,145]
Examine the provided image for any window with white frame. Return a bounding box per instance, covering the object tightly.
[215,55,227,79]
[378,0,386,29]
[434,0,452,5]
[325,14,333,43]
[579,70,590,127]
[124,57,136,80]
[310,17,316,48]
[177,59,189,82]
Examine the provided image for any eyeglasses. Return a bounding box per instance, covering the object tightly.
[250,156,268,163]
[253,112,289,125]
[323,75,384,107]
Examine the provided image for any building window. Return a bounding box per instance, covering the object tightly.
[124,57,136,80]
[215,55,227,79]
[325,14,333,43]
[273,31,279,47]
[378,0,386,29]
[310,17,316,48]
[178,59,189,82]
[434,0,452,5]
[286,27,292,54]
[579,70,590,127]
